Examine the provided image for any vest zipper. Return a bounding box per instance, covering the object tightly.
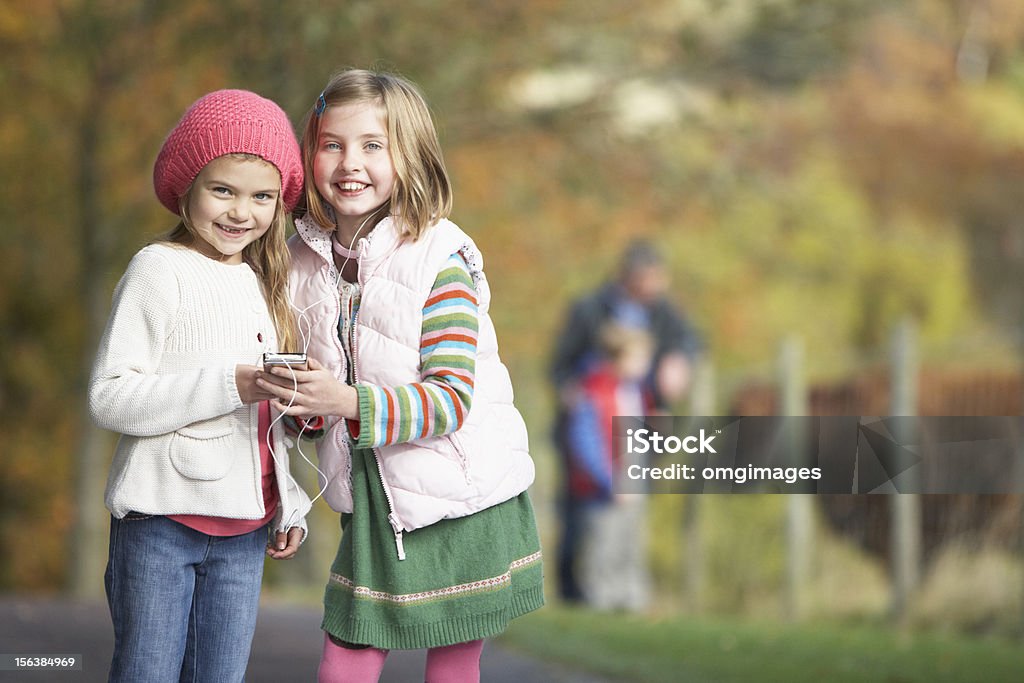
[349,283,408,561]
[388,511,406,560]
[328,262,353,503]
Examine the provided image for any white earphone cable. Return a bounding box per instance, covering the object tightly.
[263,207,386,522]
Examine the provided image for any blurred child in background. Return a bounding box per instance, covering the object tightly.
[565,322,655,611]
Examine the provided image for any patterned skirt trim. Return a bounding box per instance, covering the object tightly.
[328,550,542,607]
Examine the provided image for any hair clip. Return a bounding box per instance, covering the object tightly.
[315,92,327,117]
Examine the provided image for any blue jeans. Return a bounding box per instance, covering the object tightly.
[105,514,267,683]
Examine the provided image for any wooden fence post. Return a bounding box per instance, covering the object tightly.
[889,317,921,627]
[1019,335,1024,641]
[781,336,812,621]
[683,357,714,613]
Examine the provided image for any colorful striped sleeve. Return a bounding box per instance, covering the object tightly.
[354,252,479,448]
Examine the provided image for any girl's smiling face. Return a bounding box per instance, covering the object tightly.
[186,155,280,264]
[313,102,397,240]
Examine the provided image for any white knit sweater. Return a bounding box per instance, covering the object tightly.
[89,243,310,533]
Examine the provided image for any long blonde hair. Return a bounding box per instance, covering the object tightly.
[298,69,452,240]
[159,153,299,352]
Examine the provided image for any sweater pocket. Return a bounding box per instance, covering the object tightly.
[169,419,236,481]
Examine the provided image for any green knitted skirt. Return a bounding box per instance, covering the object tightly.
[321,447,545,650]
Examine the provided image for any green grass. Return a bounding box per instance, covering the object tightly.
[498,606,1024,683]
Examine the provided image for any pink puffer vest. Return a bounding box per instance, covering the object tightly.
[288,215,534,542]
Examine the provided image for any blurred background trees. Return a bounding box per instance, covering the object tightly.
[3,0,1024,633]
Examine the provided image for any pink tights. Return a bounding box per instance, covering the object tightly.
[317,633,484,683]
[424,639,485,682]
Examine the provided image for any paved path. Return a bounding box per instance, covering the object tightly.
[0,596,608,682]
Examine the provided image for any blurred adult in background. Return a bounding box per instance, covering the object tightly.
[550,239,702,604]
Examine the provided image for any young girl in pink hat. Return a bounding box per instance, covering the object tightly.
[89,89,311,683]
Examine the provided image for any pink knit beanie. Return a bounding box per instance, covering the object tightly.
[153,89,303,214]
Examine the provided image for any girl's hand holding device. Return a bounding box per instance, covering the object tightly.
[236,364,278,404]
[256,357,359,420]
